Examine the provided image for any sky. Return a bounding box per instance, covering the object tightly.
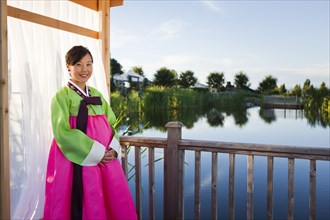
[110,0,329,90]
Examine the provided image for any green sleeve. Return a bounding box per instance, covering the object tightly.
[51,90,94,165]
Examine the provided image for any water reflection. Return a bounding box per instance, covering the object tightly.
[259,108,277,123]
[120,106,328,134]
[206,108,225,127]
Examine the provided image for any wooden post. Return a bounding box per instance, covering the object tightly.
[247,155,254,220]
[211,152,218,220]
[135,146,142,219]
[288,158,295,220]
[229,153,235,220]
[164,121,183,220]
[309,160,316,220]
[0,0,10,219]
[267,157,274,220]
[148,148,155,220]
[99,0,111,96]
[194,151,201,220]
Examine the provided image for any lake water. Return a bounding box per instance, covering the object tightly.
[120,107,330,220]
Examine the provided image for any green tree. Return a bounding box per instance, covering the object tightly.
[207,71,225,92]
[290,84,302,96]
[179,70,197,88]
[131,66,145,76]
[302,79,312,98]
[110,58,124,92]
[318,82,330,116]
[258,75,278,94]
[234,71,250,89]
[110,58,124,75]
[153,67,177,87]
[277,83,287,95]
[318,82,328,96]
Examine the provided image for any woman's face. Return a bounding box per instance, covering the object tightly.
[67,54,93,89]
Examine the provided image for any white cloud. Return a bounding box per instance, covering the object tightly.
[111,28,139,49]
[150,20,186,40]
[162,55,196,67]
[223,58,233,65]
[200,0,223,14]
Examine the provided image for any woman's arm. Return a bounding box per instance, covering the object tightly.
[51,89,105,165]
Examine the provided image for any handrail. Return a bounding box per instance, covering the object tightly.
[178,139,330,160]
[120,136,167,148]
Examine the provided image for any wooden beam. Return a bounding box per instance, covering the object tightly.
[110,0,124,7]
[7,6,99,39]
[70,0,99,11]
[0,0,10,219]
[68,0,124,11]
[99,0,111,95]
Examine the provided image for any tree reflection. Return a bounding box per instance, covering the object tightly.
[304,109,330,128]
[206,108,225,127]
[259,108,277,124]
[114,102,329,133]
[120,106,253,131]
[143,107,204,131]
[232,108,249,127]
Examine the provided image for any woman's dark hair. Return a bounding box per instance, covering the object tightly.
[65,45,93,65]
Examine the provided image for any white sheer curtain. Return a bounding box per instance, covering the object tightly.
[7,1,109,219]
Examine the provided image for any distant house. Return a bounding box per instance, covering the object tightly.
[191,82,208,89]
[190,82,209,91]
[225,81,235,91]
[113,70,147,89]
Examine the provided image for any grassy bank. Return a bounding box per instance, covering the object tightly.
[110,86,260,115]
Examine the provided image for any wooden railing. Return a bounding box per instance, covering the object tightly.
[263,95,303,109]
[119,121,330,220]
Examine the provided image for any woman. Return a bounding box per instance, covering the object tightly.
[44,45,137,220]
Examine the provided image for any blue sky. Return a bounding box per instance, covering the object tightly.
[110,0,329,89]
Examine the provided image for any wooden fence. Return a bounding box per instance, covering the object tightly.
[119,121,330,220]
[263,95,303,109]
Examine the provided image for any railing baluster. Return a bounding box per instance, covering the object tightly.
[247,155,254,220]
[135,146,142,220]
[309,160,316,220]
[194,150,201,220]
[178,149,185,219]
[121,145,128,179]
[148,147,155,220]
[267,157,274,220]
[211,152,218,220]
[229,153,235,220]
[288,158,295,220]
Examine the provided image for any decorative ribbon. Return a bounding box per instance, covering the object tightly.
[67,81,102,220]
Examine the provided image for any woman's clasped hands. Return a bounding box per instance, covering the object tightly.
[99,148,117,166]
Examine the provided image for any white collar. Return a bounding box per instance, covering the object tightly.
[68,80,90,97]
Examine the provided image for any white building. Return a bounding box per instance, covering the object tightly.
[113,70,147,88]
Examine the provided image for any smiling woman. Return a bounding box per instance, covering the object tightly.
[44,45,137,220]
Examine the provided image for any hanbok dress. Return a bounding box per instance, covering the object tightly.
[44,81,137,220]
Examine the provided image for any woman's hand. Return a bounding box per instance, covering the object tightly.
[99,149,117,167]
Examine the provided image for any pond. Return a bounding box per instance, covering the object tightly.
[119,107,329,220]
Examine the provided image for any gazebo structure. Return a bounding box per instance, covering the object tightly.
[1,1,123,219]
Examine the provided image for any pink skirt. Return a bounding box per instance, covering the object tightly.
[44,115,137,220]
